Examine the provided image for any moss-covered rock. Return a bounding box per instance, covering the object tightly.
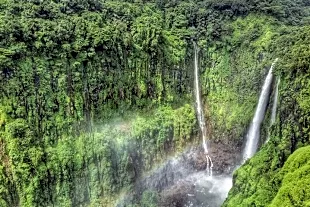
[270,146,310,207]
[224,23,310,207]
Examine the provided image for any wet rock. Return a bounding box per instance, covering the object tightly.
[159,181,194,207]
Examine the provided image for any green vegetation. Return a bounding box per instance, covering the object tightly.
[0,104,197,206]
[270,146,310,207]
[140,191,159,207]
[224,24,310,207]
[0,0,309,206]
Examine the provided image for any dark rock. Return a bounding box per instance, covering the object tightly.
[117,138,242,206]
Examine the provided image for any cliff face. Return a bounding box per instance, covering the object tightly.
[224,26,310,207]
[0,1,309,207]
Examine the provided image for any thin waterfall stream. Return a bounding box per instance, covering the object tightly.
[271,78,280,125]
[118,58,280,207]
[181,57,279,207]
[193,43,213,175]
[243,58,279,161]
[266,78,280,143]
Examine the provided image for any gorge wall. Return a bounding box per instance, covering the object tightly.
[0,0,309,207]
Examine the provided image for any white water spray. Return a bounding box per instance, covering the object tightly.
[193,43,213,175]
[243,59,278,161]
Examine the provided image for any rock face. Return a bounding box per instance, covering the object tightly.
[117,138,242,206]
[194,139,242,174]
[160,182,194,207]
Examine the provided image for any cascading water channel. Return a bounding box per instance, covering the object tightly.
[243,59,279,161]
[265,78,280,143]
[193,42,213,175]
[271,78,280,125]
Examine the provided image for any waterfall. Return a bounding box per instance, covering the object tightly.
[193,43,213,175]
[264,78,280,143]
[242,59,278,161]
[271,78,280,125]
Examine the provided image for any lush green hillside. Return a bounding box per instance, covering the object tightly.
[223,24,310,207]
[0,0,309,206]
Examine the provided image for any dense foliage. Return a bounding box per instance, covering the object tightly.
[0,1,196,206]
[224,24,310,207]
[0,0,309,206]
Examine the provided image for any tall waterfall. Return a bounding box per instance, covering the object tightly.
[271,78,280,125]
[193,43,213,175]
[243,59,278,161]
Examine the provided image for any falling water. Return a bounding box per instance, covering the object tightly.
[243,59,278,161]
[264,78,280,144]
[193,43,213,175]
[271,78,280,125]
